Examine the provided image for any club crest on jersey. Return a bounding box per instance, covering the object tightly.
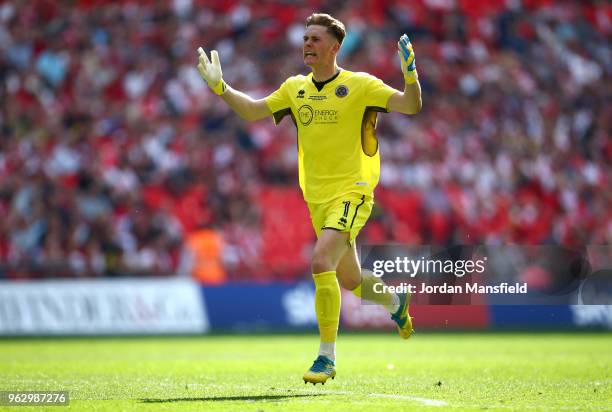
[335,85,348,98]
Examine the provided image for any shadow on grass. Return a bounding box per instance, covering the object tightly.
[140,393,329,403]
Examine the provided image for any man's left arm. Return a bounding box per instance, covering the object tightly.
[387,34,422,115]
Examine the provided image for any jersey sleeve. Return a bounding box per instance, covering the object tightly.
[363,75,397,112]
[265,79,293,125]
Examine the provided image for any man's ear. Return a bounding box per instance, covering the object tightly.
[332,42,340,55]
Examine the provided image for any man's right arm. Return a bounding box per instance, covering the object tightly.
[219,86,271,122]
[197,47,271,122]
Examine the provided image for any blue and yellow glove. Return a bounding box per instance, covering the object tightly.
[397,34,418,84]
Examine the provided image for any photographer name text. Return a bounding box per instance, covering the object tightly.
[374,282,528,295]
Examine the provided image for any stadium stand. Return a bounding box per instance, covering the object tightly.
[0,0,609,281]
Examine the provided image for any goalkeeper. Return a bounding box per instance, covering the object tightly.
[197,13,421,385]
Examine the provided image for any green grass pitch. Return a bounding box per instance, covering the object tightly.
[0,333,610,411]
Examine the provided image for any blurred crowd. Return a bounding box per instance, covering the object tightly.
[0,0,610,281]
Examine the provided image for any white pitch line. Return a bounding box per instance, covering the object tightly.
[290,389,447,407]
[368,393,448,407]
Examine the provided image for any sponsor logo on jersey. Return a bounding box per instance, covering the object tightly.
[298,105,314,125]
[297,105,339,125]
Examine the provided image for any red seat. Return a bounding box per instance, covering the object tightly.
[258,186,315,280]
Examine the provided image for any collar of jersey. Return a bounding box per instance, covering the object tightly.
[309,69,344,92]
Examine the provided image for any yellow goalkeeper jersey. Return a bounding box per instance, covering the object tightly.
[265,69,397,203]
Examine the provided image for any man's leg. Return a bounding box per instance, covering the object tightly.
[336,243,413,339]
[336,242,399,313]
[311,229,350,359]
[303,229,349,385]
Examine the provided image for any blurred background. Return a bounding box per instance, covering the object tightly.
[0,0,610,334]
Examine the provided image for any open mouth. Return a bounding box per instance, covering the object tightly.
[304,52,316,58]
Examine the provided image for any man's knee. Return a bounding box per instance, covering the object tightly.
[311,229,351,274]
[311,252,336,274]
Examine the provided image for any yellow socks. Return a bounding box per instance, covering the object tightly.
[312,269,400,361]
[351,269,400,314]
[313,271,341,360]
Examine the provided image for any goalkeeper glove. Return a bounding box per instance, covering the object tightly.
[397,34,418,84]
[197,47,227,95]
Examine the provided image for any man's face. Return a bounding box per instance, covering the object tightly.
[303,25,340,67]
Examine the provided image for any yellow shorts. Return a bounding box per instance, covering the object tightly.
[307,193,374,244]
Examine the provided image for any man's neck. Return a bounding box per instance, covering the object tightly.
[311,63,340,82]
